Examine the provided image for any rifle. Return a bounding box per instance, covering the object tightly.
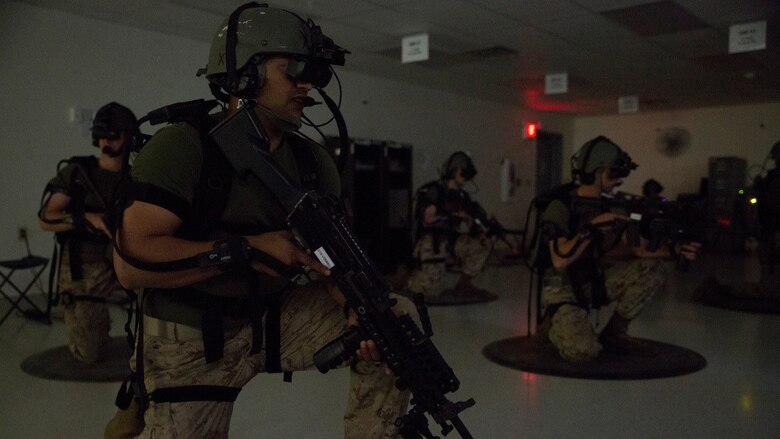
[210,103,475,439]
[463,201,506,238]
[462,200,523,259]
[38,157,111,235]
[571,192,713,269]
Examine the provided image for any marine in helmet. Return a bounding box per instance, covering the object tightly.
[38,101,136,363]
[536,136,700,363]
[106,4,415,438]
[405,151,498,303]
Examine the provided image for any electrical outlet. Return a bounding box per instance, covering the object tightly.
[18,227,27,241]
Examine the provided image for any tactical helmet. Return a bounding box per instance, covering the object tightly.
[441,151,477,181]
[571,136,637,184]
[91,102,138,147]
[204,3,347,99]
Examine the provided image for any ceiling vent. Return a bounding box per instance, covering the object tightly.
[461,45,517,60]
[693,53,766,72]
[602,0,709,36]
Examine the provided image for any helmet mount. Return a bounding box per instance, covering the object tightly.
[571,136,637,185]
[203,2,349,101]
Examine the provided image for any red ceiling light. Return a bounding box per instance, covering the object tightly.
[523,121,539,139]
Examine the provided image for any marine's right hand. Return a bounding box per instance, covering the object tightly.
[245,230,331,278]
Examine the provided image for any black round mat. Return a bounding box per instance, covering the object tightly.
[694,276,780,314]
[483,336,706,380]
[20,336,131,382]
[424,289,498,306]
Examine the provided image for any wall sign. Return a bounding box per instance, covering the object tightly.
[402,33,429,63]
[729,21,766,54]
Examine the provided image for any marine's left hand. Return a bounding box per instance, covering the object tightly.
[348,311,392,374]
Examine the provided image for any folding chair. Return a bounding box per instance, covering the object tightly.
[0,236,51,327]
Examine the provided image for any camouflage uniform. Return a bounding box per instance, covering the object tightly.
[407,180,492,299]
[542,258,668,362]
[540,194,669,362]
[45,158,122,363]
[58,250,119,363]
[406,234,490,298]
[133,289,414,439]
[106,122,413,438]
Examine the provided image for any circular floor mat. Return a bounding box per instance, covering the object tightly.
[20,336,131,382]
[483,336,706,380]
[694,276,780,314]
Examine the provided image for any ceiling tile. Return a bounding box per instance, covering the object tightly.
[170,0,380,20]
[395,0,521,34]
[676,0,779,27]
[602,0,711,36]
[331,6,430,36]
[469,0,590,23]
[693,52,768,72]
[11,0,780,114]
[314,19,396,52]
[533,12,645,55]
[650,27,728,58]
[573,0,659,12]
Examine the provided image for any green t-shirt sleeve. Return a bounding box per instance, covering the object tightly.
[131,123,203,207]
[541,199,571,239]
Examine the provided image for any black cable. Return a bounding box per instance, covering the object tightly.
[302,67,342,128]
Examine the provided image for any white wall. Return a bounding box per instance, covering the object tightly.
[572,103,780,198]
[0,1,565,260]
[0,2,211,260]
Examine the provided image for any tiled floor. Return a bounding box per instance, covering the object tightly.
[1,248,778,438]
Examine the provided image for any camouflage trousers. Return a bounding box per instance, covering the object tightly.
[59,253,120,363]
[407,234,491,297]
[541,258,668,362]
[119,286,416,439]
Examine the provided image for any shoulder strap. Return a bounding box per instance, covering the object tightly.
[287,133,320,191]
[182,120,233,240]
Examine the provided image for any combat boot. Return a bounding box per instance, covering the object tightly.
[452,274,498,301]
[599,313,656,356]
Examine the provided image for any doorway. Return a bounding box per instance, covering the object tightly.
[535,130,563,196]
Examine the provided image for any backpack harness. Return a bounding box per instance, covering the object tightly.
[113,104,322,414]
[412,180,466,262]
[38,156,120,307]
[524,183,620,330]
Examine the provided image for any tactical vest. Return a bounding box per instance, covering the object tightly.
[537,184,612,313]
[42,156,118,280]
[114,113,325,415]
[123,115,322,336]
